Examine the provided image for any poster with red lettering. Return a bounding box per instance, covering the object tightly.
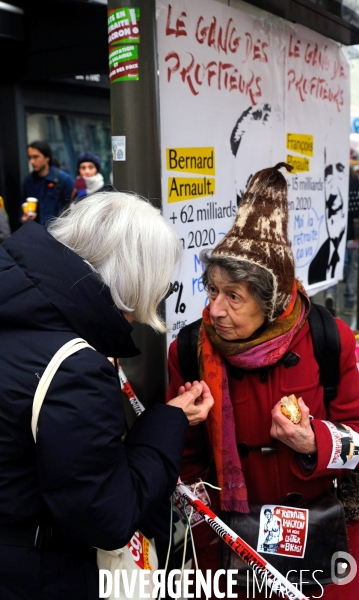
[156,0,350,345]
[257,505,308,558]
[285,23,350,295]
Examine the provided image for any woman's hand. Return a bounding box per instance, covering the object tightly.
[270,397,317,454]
[167,380,214,426]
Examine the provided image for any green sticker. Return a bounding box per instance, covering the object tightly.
[108,7,140,45]
[109,45,139,82]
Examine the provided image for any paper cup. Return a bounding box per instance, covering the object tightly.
[26,197,38,214]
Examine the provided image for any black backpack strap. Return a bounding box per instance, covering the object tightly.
[308,303,340,407]
[177,319,202,383]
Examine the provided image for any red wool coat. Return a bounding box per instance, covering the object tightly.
[167,318,359,600]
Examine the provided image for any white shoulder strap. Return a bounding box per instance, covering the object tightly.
[32,338,95,442]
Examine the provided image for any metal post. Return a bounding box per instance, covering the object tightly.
[107,0,166,408]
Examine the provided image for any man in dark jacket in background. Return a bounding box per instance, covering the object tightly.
[22,140,74,226]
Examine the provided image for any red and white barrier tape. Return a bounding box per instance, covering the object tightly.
[118,366,145,416]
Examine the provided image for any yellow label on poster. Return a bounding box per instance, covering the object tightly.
[166,147,215,175]
[286,134,314,157]
[286,155,310,173]
[168,177,215,202]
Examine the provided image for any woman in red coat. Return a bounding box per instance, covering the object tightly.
[167,163,359,600]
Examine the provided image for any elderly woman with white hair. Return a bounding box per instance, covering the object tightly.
[0,191,213,600]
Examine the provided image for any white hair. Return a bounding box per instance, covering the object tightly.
[47,191,182,332]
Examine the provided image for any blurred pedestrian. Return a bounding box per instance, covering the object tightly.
[22,141,74,226]
[72,151,107,199]
[0,196,10,243]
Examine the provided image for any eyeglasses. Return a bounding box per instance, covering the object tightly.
[164,282,175,300]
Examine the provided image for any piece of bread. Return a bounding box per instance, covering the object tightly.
[280,394,302,424]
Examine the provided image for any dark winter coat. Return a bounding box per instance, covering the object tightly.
[0,221,188,600]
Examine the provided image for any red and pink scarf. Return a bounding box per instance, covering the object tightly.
[198,280,310,512]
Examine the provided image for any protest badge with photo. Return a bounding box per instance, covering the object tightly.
[257,504,309,559]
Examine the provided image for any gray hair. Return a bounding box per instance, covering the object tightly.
[47,191,182,333]
[200,253,274,318]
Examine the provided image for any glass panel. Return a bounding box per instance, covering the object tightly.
[26,112,112,185]
[342,0,359,26]
[305,0,359,26]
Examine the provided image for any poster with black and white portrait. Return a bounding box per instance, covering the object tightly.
[156,0,350,344]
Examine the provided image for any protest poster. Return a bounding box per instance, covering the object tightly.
[156,0,350,344]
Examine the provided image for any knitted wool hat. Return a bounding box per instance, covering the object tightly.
[77,151,101,173]
[212,162,294,322]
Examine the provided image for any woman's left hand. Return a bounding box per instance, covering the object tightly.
[270,397,317,454]
[168,380,214,425]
